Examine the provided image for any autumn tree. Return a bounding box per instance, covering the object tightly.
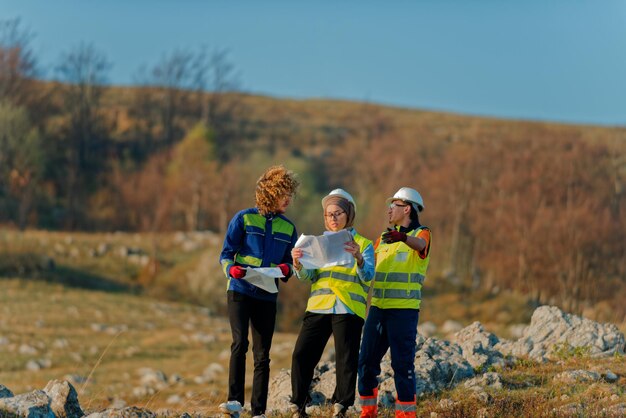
[132,49,197,147]
[113,152,172,232]
[0,100,44,228]
[193,48,245,160]
[0,18,37,107]
[167,123,220,231]
[54,42,112,229]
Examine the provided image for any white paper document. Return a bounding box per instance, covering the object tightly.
[243,267,282,293]
[294,229,354,270]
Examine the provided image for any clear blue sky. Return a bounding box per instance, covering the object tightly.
[2,0,626,126]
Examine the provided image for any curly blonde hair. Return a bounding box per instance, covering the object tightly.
[255,165,300,215]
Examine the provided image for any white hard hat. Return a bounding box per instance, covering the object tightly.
[386,187,424,212]
[321,188,356,212]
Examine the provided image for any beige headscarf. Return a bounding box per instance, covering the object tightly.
[323,196,355,230]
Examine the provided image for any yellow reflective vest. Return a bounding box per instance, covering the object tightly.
[371,226,431,310]
[306,232,373,319]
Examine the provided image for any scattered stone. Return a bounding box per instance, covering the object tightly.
[19,344,38,355]
[553,370,601,384]
[463,372,503,391]
[137,368,167,390]
[91,323,107,332]
[203,363,225,376]
[96,243,110,256]
[61,375,87,386]
[472,390,492,404]
[85,406,156,418]
[43,380,83,418]
[53,338,69,349]
[189,332,216,344]
[0,384,13,398]
[497,306,625,361]
[218,349,230,361]
[108,397,127,409]
[266,368,293,412]
[418,321,437,337]
[452,322,511,370]
[413,336,475,396]
[438,398,456,410]
[168,374,184,385]
[0,389,53,418]
[441,320,463,334]
[26,359,52,371]
[604,370,619,383]
[69,353,83,363]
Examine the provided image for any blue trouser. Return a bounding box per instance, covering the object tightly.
[357,306,419,402]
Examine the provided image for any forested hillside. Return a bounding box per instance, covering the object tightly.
[1,18,625,324]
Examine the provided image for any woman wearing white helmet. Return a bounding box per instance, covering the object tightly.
[289,189,375,418]
[357,187,432,418]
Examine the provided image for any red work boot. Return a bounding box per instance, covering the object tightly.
[359,388,378,418]
[394,398,416,418]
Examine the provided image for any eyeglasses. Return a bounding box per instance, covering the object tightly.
[324,210,346,219]
[389,202,409,209]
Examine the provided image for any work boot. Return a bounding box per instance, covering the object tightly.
[394,398,416,418]
[359,388,378,418]
[332,403,347,417]
[218,400,242,418]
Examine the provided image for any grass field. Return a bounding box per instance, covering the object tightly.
[0,278,299,416]
[1,229,625,417]
[2,278,625,417]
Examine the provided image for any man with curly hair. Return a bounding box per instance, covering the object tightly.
[219,165,300,418]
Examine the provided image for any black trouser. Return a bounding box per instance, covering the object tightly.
[291,312,365,410]
[227,290,277,415]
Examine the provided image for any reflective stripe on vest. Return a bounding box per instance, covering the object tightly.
[306,232,372,319]
[374,272,425,285]
[235,253,262,267]
[371,288,421,300]
[316,271,370,294]
[371,226,430,310]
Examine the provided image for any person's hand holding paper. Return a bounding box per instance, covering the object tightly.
[294,229,354,269]
[242,267,283,293]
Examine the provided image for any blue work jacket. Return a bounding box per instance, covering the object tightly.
[219,208,297,302]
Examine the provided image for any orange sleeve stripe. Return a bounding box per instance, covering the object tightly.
[417,229,431,259]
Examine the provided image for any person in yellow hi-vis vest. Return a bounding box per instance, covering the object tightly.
[357,187,432,418]
[289,189,375,418]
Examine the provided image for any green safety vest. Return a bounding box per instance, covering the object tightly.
[306,232,372,319]
[371,226,431,310]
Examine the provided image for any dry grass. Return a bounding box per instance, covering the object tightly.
[2,277,624,417]
[0,278,298,416]
[1,229,625,417]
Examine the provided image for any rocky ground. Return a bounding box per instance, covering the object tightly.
[1,305,625,417]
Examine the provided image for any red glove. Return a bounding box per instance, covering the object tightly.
[277,263,292,282]
[382,229,407,244]
[229,265,247,279]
